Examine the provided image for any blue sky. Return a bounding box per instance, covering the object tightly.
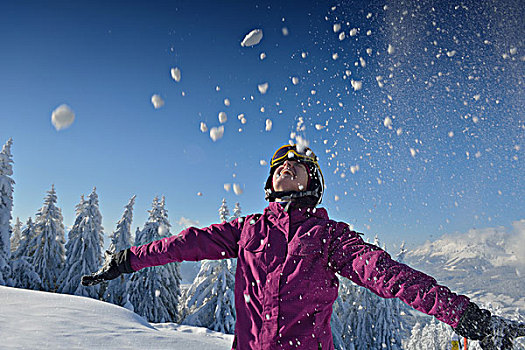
[1,0,523,250]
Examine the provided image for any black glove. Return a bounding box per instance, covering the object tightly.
[81,249,134,286]
[455,302,525,350]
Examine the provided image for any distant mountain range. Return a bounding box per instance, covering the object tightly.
[404,221,525,318]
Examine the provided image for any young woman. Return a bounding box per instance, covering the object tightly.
[82,144,524,350]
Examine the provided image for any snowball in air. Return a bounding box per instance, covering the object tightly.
[233,183,243,195]
[224,98,231,106]
[51,104,75,131]
[339,32,346,41]
[291,77,299,85]
[282,27,289,36]
[200,122,208,133]
[241,29,263,47]
[387,44,395,54]
[170,67,181,82]
[351,80,362,91]
[265,119,273,131]
[383,116,392,128]
[151,94,164,109]
[349,28,358,36]
[224,183,231,192]
[258,82,269,94]
[260,52,266,60]
[210,126,224,141]
[218,112,227,123]
[260,160,268,166]
[333,23,341,33]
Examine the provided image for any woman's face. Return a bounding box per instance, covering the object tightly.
[272,160,309,194]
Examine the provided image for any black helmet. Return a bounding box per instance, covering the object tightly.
[264,144,325,206]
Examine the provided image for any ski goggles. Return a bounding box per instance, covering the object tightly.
[270,144,319,169]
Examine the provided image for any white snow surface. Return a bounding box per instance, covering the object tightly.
[0,286,233,349]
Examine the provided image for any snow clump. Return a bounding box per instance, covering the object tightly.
[233,184,243,195]
[170,67,181,82]
[151,94,164,109]
[333,23,341,33]
[51,104,75,131]
[210,126,224,141]
[200,122,208,133]
[291,77,299,85]
[351,80,363,91]
[258,83,269,94]
[265,119,272,131]
[218,112,227,124]
[241,29,263,47]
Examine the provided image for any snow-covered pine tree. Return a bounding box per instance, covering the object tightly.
[353,286,376,349]
[10,217,22,253]
[103,195,135,308]
[10,217,41,290]
[181,258,236,334]
[219,198,229,222]
[403,321,423,350]
[31,185,65,292]
[128,196,181,323]
[59,188,104,298]
[232,202,241,220]
[0,138,14,285]
[332,276,360,350]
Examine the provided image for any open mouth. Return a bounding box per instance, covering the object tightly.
[280,168,295,178]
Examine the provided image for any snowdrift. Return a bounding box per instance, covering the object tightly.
[0,286,233,349]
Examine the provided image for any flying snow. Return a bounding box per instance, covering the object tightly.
[210,126,224,142]
[265,119,273,132]
[387,44,395,54]
[333,23,341,33]
[260,52,266,60]
[200,122,208,133]
[233,183,243,195]
[170,67,181,82]
[282,27,289,36]
[241,29,263,47]
[218,112,227,124]
[151,94,164,109]
[351,80,363,91]
[258,83,269,94]
[224,98,230,107]
[260,160,268,166]
[291,77,299,85]
[224,183,231,192]
[51,104,75,131]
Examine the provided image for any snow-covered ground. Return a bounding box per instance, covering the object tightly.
[0,286,233,349]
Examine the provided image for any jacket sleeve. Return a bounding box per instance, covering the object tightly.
[327,222,470,328]
[129,218,243,272]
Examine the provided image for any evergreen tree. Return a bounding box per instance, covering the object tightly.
[59,188,104,298]
[403,321,423,350]
[10,217,41,290]
[10,217,22,253]
[31,185,65,292]
[181,258,236,334]
[0,138,14,285]
[103,195,135,308]
[128,196,182,323]
[232,202,241,220]
[219,198,230,222]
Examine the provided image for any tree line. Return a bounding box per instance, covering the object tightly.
[0,138,482,349]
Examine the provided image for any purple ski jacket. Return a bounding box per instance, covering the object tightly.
[129,202,470,350]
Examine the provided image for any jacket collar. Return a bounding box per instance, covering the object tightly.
[266,201,328,222]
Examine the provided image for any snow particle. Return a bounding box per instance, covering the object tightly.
[260,52,266,60]
[170,67,181,82]
[233,183,243,195]
[258,82,269,94]
[241,29,263,47]
[351,80,363,91]
[200,122,208,133]
[218,112,227,124]
[244,294,251,303]
[338,32,346,41]
[224,183,231,192]
[291,76,299,85]
[349,28,358,36]
[265,119,273,132]
[210,126,224,141]
[387,44,395,54]
[281,27,289,36]
[151,94,164,109]
[333,23,341,33]
[260,160,268,166]
[51,104,75,131]
[224,98,231,107]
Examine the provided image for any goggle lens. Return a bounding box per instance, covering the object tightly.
[270,145,317,168]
